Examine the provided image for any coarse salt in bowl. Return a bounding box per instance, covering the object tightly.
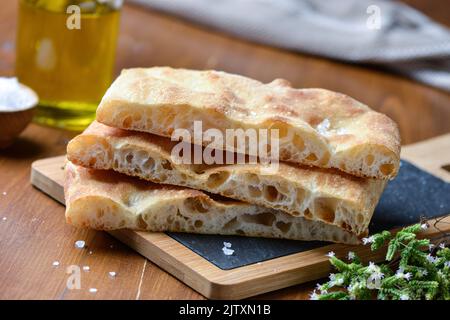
[0,77,38,148]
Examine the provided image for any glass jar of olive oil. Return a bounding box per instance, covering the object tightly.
[16,0,122,131]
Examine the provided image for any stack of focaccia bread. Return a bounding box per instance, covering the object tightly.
[65,67,400,245]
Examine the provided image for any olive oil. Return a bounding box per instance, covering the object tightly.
[16,0,121,131]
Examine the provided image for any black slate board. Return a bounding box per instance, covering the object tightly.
[168,160,450,270]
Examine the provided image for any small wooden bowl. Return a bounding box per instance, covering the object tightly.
[0,84,38,149]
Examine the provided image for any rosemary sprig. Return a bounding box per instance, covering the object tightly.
[311,223,450,300]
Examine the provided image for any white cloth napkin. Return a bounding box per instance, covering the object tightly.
[129,0,450,92]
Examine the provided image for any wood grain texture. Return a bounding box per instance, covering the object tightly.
[30,133,450,299]
[0,0,449,299]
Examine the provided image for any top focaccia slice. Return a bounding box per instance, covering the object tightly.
[96,67,401,179]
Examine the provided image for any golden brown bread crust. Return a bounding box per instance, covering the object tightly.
[96,67,401,179]
[64,161,361,244]
[67,121,387,237]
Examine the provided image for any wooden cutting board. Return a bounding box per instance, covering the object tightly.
[30,134,450,299]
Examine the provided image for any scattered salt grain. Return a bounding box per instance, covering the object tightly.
[335,128,349,135]
[2,217,7,221]
[222,242,234,256]
[89,288,97,293]
[316,118,350,137]
[52,261,60,267]
[108,271,116,278]
[316,119,331,136]
[74,240,86,249]
[2,192,6,196]
[222,247,234,256]
[82,266,90,272]
[88,250,93,255]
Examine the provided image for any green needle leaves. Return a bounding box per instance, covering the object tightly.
[311,224,450,300]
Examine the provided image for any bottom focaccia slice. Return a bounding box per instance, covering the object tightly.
[67,121,387,238]
[64,161,360,244]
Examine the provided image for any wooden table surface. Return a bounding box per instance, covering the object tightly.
[1,0,449,300]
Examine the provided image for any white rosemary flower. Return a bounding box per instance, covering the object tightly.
[370,271,385,281]
[426,254,438,264]
[367,261,378,273]
[316,283,327,294]
[395,267,412,281]
[347,251,356,260]
[309,290,319,300]
[362,236,374,245]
